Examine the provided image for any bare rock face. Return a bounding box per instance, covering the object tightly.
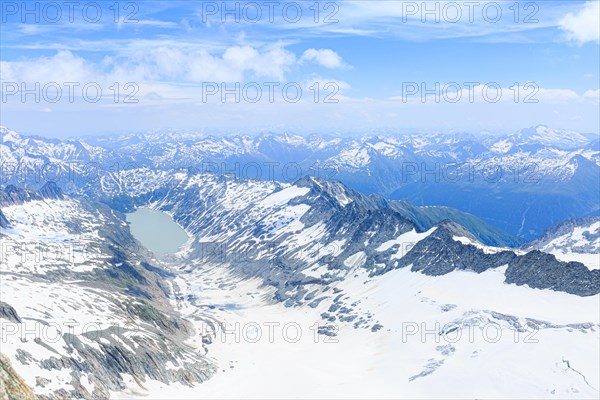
[0,185,215,399]
[0,210,9,228]
[0,302,21,323]
[1,353,36,400]
[505,250,600,297]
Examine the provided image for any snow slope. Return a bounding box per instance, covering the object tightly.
[113,261,600,399]
[527,217,600,270]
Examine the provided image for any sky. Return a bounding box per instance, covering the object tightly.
[0,0,599,138]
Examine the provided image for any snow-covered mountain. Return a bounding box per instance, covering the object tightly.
[0,184,214,397]
[508,125,595,151]
[3,125,598,241]
[2,168,600,398]
[2,172,599,398]
[2,125,600,398]
[526,217,600,269]
[93,169,598,297]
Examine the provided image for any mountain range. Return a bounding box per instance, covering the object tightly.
[1,126,599,398]
[3,125,598,242]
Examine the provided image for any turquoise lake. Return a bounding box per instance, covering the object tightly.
[126,208,188,254]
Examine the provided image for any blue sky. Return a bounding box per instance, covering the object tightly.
[1,0,599,137]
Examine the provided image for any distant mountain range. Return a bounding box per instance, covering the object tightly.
[3,125,599,242]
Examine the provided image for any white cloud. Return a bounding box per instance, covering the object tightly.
[583,89,600,105]
[0,44,298,86]
[535,88,580,102]
[559,1,600,44]
[0,50,98,83]
[222,45,296,80]
[162,44,297,82]
[300,49,347,69]
[294,1,564,42]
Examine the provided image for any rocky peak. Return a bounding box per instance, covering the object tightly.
[39,181,64,200]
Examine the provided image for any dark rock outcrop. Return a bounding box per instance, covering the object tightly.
[0,301,21,323]
[39,182,64,200]
[394,221,517,276]
[505,250,600,296]
[0,209,9,228]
